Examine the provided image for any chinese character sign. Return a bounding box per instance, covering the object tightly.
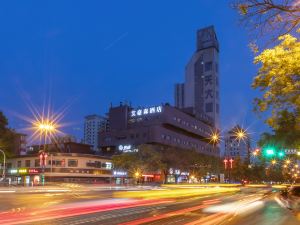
[130,106,163,117]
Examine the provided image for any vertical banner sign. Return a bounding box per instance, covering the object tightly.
[39,152,48,167]
[229,158,234,169]
[223,159,228,170]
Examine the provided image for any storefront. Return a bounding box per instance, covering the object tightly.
[6,153,113,185]
[112,171,129,185]
[7,168,42,186]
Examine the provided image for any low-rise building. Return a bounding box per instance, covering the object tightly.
[6,153,112,185]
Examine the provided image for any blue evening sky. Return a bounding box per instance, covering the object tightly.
[0,0,268,143]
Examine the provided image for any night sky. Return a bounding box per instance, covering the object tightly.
[0,1,268,143]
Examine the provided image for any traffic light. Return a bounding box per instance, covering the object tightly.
[278,151,285,158]
[266,148,275,156]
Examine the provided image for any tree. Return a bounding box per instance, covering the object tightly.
[0,111,18,158]
[112,145,223,184]
[252,32,300,146]
[234,0,300,41]
[112,144,165,177]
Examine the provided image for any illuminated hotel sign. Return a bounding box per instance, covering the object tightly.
[113,171,127,176]
[118,145,138,153]
[130,106,162,117]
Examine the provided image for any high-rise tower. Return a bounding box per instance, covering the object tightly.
[175,26,220,129]
[84,114,107,151]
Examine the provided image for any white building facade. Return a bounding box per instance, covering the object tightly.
[224,126,251,162]
[84,115,107,151]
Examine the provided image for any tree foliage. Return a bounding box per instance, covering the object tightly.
[252,32,300,143]
[234,0,300,41]
[0,111,18,158]
[112,144,222,183]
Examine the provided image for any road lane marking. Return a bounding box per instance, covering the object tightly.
[119,204,208,225]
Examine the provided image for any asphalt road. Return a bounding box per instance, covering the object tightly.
[0,186,299,225]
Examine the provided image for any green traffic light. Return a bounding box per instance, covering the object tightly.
[266,149,275,156]
[278,151,285,157]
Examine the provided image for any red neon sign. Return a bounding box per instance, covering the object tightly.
[229,159,234,169]
[28,169,39,174]
[223,159,228,169]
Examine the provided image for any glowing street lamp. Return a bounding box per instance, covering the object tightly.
[283,164,288,168]
[234,128,247,142]
[209,131,220,145]
[32,118,59,145]
[271,160,277,165]
[237,131,245,139]
[286,159,291,164]
[134,172,140,178]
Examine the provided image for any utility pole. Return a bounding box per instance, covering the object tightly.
[0,149,6,179]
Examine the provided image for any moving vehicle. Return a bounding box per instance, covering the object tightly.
[280,185,300,211]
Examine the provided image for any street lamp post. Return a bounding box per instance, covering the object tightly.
[34,120,57,186]
[0,149,6,179]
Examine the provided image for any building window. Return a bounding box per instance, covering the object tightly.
[17,161,21,167]
[51,160,65,167]
[35,159,39,167]
[205,62,213,71]
[68,159,78,167]
[25,160,31,167]
[216,104,219,114]
[206,103,213,112]
[216,63,218,73]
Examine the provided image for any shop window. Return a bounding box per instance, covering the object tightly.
[17,161,21,167]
